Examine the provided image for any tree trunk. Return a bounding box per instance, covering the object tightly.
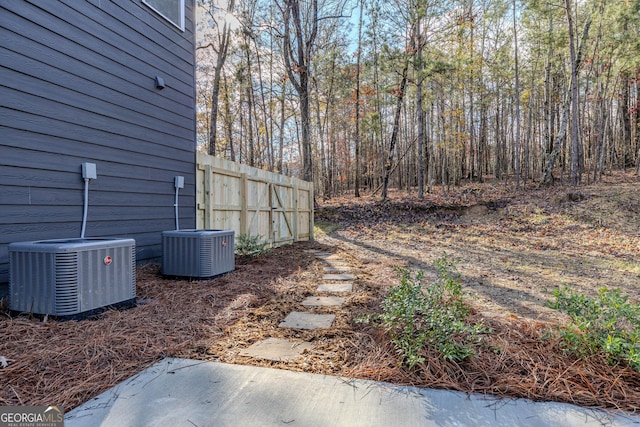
[278,79,286,174]
[203,0,235,156]
[207,21,232,156]
[634,68,640,175]
[636,72,640,174]
[245,46,256,167]
[543,15,553,172]
[542,4,591,185]
[542,89,571,185]
[495,88,502,180]
[282,0,318,183]
[252,38,272,170]
[314,81,328,198]
[566,0,580,185]
[513,0,521,188]
[381,61,409,200]
[622,73,632,169]
[354,0,364,197]
[222,75,235,161]
[415,16,426,199]
[594,77,607,182]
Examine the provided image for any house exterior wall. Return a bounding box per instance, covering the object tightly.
[0,0,197,283]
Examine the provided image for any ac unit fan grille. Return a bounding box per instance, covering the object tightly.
[55,252,79,314]
[8,238,136,317]
[200,238,213,276]
[162,230,234,278]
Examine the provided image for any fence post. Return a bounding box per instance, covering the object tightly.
[204,164,212,229]
[268,182,274,244]
[309,185,314,241]
[240,172,247,237]
[293,185,299,241]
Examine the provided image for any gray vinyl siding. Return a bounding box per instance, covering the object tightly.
[0,0,197,283]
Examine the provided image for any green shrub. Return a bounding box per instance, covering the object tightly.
[548,287,640,371]
[359,254,488,368]
[235,234,270,258]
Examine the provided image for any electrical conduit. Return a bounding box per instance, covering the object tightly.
[174,185,180,230]
[80,178,89,238]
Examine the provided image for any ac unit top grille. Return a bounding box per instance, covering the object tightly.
[10,238,130,253]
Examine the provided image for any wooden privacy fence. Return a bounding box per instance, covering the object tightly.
[196,153,314,245]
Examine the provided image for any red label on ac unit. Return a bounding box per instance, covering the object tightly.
[104,256,113,265]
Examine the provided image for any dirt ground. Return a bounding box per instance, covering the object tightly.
[317,174,640,324]
[1,172,639,414]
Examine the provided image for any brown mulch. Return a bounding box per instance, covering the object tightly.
[2,173,640,415]
[0,251,310,410]
[347,317,640,412]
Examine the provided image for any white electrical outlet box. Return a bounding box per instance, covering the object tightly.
[82,163,97,180]
[174,176,184,189]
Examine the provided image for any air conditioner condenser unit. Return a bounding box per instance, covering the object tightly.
[162,229,235,279]
[9,238,136,318]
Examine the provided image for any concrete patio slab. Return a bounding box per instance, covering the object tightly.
[65,358,638,427]
[317,283,353,293]
[301,296,346,307]
[279,312,336,329]
[239,338,314,362]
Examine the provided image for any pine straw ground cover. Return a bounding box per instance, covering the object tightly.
[1,172,639,415]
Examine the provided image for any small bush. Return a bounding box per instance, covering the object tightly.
[235,234,270,258]
[359,254,488,368]
[548,287,640,371]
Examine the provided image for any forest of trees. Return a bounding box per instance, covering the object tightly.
[195,0,640,199]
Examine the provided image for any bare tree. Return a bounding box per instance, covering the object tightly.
[513,0,521,189]
[281,0,318,182]
[542,1,591,186]
[198,0,236,156]
[381,60,409,200]
[354,0,364,197]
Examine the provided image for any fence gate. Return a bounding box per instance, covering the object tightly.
[196,153,313,246]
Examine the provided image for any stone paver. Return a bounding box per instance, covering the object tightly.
[301,296,346,307]
[324,259,350,265]
[323,273,355,281]
[279,312,336,329]
[323,266,350,273]
[240,338,314,362]
[313,252,333,258]
[317,283,353,293]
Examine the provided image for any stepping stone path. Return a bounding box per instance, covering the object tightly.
[323,266,350,273]
[301,296,345,307]
[240,338,314,362]
[324,260,350,266]
[323,273,355,281]
[317,283,353,293]
[279,312,336,329]
[240,249,358,362]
